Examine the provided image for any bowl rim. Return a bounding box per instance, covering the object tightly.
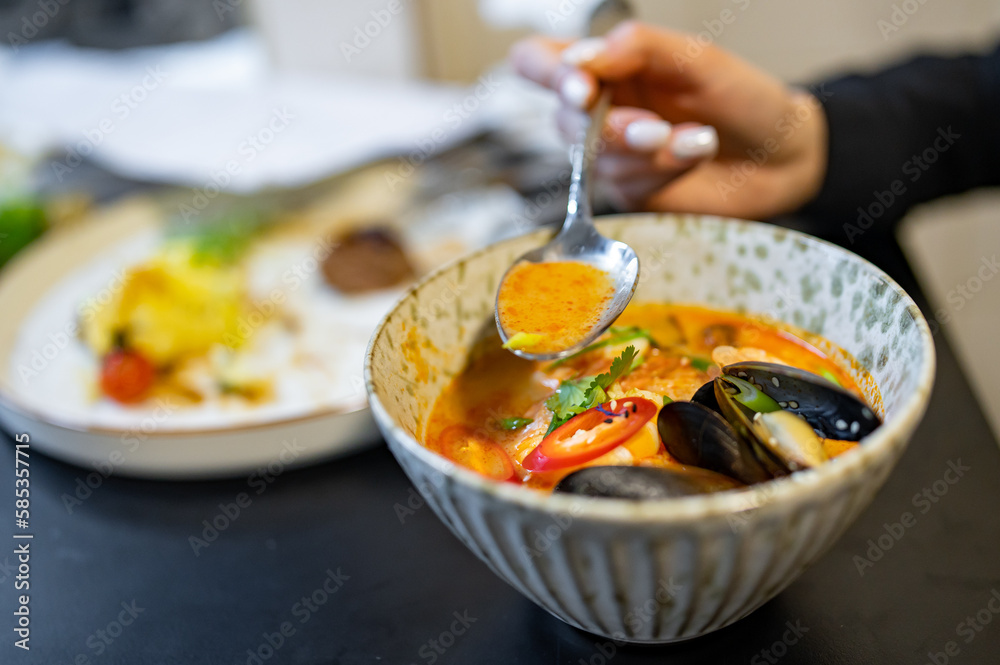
[365,213,936,524]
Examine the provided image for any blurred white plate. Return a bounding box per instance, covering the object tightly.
[0,184,523,479]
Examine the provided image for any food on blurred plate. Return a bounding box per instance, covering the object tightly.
[322,227,415,294]
[497,260,614,354]
[423,304,881,495]
[79,219,262,404]
[7,196,502,431]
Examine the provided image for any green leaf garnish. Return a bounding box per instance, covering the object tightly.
[687,355,713,372]
[495,417,532,430]
[547,326,655,368]
[169,211,264,265]
[662,395,673,406]
[544,345,639,434]
[0,197,46,268]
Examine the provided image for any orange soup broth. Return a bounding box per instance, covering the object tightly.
[424,303,879,491]
[497,260,614,354]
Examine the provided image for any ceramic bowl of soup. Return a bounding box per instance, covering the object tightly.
[365,213,935,643]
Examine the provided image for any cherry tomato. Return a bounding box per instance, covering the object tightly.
[100,349,155,404]
[437,425,515,481]
[523,397,658,472]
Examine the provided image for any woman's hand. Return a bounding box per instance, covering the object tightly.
[510,22,828,219]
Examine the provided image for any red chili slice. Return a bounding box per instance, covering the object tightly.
[523,397,657,472]
[437,425,515,481]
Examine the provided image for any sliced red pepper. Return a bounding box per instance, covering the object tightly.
[100,349,155,404]
[523,397,657,472]
[437,425,515,481]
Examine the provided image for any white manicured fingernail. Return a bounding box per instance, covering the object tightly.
[672,125,719,159]
[561,37,607,65]
[625,120,672,151]
[560,72,592,109]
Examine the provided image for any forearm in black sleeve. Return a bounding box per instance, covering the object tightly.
[799,44,1000,236]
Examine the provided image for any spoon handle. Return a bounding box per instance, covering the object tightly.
[561,89,612,241]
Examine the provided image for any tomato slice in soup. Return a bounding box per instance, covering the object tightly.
[437,425,515,481]
[523,397,658,472]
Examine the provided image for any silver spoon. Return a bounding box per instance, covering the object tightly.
[495,0,638,361]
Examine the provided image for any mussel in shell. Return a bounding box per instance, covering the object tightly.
[557,362,878,499]
[750,410,828,472]
[723,362,880,441]
[715,376,825,477]
[690,380,722,415]
[657,401,772,485]
[554,465,743,500]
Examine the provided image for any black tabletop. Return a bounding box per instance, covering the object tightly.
[3,224,1000,665]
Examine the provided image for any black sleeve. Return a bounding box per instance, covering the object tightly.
[799,44,1000,232]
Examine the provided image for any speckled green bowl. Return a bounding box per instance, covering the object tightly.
[365,214,935,643]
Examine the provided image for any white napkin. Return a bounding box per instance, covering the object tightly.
[0,30,493,192]
[478,0,604,37]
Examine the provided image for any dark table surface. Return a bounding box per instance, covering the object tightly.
[3,221,1000,665]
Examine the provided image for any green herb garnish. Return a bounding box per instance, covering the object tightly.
[662,395,673,406]
[495,417,532,430]
[545,345,639,434]
[547,326,655,369]
[687,356,713,372]
[0,197,46,268]
[170,211,264,265]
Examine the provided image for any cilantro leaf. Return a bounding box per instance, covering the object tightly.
[495,417,532,430]
[589,345,639,396]
[544,345,640,434]
[544,378,591,433]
